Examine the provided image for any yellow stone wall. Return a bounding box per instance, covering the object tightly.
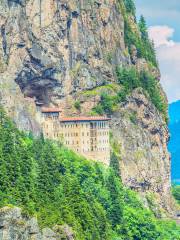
[42,113,110,165]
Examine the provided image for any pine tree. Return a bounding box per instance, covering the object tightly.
[138,15,148,41]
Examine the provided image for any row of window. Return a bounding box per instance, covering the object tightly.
[91,139,109,144]
[91,131,108,137]
[44,121,109,129]
[63,131,108,138]
[64,139,109,145]
[90,147,109,152]
[69,147,109,153]
[45,132,109,143]
[66,141,79,145]
[44,124,109,137]
[64,132,80,137]
[90,122,108,129]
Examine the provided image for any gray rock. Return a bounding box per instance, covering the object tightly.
[0,0,174,217]
[0,207,74,240]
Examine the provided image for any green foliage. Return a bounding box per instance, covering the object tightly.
[93,92,118,115]
[122,0,157,67]
[99,92,117,114]
[139,70,168,121]
[74,100,81,111]
[138,15,148,41]
[93,66,167,122]
[138,15,157,66]
[110,152,121,177]
[116,67,168,122]
[129,112,137,124]
[0,108,179,239]
[172,185,180,205]
[123,0,136,15]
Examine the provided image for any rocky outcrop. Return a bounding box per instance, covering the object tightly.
[0,207,74,240]
[0,0,128,130]
[111,88,173,214]
[0,0,174,216]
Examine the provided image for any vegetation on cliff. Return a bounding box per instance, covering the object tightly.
[93,67,167,122]
[172,185,180,205]
[121,0,157,66]
[91,1,167,122]
[0,108,179,240]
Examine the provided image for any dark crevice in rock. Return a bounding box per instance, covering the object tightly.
[15,63,62,105]
[7,0,25,7]
[72,11,79,18]
[1,25,8,62]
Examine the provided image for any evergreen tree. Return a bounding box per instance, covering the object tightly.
[0,108,178,239]
[138,15,148,41]
[124,0,136,15]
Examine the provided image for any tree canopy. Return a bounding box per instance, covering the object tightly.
[0,108,179,239]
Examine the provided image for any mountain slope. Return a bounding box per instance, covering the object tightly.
[0,0,173,214]
[169,101,180,181]
[0,108,179,240]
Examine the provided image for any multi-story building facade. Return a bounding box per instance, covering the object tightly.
[41,108,111,165]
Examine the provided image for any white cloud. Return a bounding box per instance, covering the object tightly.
[148,25,174,47]
[148,26,180,102]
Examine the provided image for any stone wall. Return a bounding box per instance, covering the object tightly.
[42,115,110,165]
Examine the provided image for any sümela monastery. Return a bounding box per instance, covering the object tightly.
[41,108,111,165]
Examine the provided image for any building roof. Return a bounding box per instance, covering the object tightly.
[60,116,111,122]
[41,107,62,113]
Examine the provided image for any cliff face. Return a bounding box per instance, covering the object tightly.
[0,207,74,240]
[111,89,172,213]
[0,0,173,214]
[0,0,128,130]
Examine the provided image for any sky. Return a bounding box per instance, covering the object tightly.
[135,0,180,103]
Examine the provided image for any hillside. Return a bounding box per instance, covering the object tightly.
[169,101,180,182]
[0,0,174,215]
[0,108,179,239]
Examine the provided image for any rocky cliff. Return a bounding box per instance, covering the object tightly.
[0,0,174,218]
[0,207,74,239]
[0,0,128,132]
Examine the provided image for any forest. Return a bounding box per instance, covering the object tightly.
[0,107,179,239]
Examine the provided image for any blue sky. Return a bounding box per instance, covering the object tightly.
[135,0,180,103]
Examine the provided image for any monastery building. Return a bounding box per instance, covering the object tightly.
[41,108,111,165]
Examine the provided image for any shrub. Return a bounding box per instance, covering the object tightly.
[116,67,168,122]
[122,0,157,67]
[0,108,179,239]
[74,100,81,111]
[172,185,180,205]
